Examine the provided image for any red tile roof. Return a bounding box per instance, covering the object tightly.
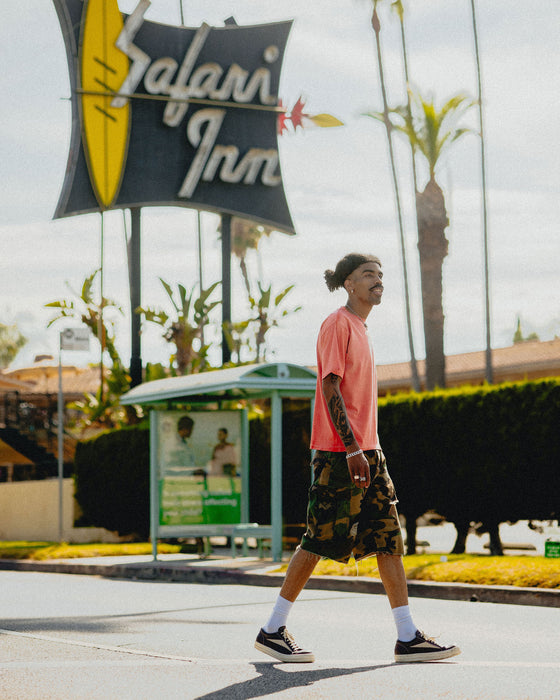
[377,338,560,393]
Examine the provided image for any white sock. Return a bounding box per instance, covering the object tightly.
[392,605,417,642]
[263,595,293,633]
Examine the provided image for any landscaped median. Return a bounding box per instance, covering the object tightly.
[296,553,560,590]
[0,542,558,589]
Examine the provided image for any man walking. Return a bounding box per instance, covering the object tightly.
[255,253,460,663]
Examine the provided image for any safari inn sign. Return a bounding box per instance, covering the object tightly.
[53,0,296,232]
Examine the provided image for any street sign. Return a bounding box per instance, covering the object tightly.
[60,328,90,352]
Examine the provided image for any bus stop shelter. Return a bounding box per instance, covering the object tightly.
[121,363,317,561]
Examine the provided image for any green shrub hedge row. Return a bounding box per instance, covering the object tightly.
[73,406,312,539]
[73,379,559,547]
[379,379,560,552]
[74,425,150,538]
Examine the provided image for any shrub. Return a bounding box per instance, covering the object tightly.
[379,379,560,552]
[74,425,150,538]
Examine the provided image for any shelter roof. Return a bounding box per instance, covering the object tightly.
[121,362,317,405]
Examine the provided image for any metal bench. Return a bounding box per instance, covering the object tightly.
[161,523,272,558]
[230,523,273,558]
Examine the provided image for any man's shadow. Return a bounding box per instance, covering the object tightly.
[195,660,395,699]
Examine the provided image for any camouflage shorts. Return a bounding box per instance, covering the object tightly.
[300,449,404,563]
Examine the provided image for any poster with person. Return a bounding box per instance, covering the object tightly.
[155,410,242,526]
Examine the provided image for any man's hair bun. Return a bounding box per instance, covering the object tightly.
[323,253,381,292]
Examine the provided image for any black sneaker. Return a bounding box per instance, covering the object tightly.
[394,630,461,663]
[255,626,315,663]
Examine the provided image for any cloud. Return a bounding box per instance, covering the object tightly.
[1,0,559,374]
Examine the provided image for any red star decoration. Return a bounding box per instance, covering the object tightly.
[289,96,307,130]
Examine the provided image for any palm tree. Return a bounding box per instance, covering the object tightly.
[366,90,477,389]
[470,0,493,384]
[369,0,421,391]
[230,218,273,297]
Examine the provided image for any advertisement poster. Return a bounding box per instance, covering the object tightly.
[155,410,242,526]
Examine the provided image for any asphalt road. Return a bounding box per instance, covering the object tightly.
[0,570,558,699]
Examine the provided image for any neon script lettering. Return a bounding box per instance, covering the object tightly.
[111,1,281,198]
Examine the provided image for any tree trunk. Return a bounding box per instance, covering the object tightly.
[486,520,504,556]
[416,177,449,390]
[451,518,469,554]
[404,513,418,555]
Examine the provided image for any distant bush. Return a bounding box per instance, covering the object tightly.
[74,425,150,539]
[72,401,312,538]
[379,379,560,553]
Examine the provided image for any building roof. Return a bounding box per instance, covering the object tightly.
[0,373,35,394]
[0,439,33,466]
[377,338,560,393]
[2,364,101,397]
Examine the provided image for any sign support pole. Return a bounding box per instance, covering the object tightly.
[57,328,90,544]
[150,410,159,561]
[129,207,142,387]
[221,213,232,365]
[270,390,283,562]
[57,333,64,543]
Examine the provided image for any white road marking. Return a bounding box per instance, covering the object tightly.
[1,628,559,669]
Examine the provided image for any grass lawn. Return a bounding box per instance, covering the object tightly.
[0,542,558,589]
[303,553,560,589]
[0,541,182,561]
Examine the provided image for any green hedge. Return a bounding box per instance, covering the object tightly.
[72,404,312,538]
[73,380,559,546]
[74,425,150,539]
[379,378,560,551]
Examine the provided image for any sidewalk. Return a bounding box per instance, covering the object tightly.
[0,550,558,609]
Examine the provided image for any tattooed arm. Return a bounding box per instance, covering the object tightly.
[322,373,370,487]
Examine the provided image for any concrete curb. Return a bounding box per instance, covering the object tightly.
[0,558,558,608]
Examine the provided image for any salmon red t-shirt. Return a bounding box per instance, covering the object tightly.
[310,306,380,451]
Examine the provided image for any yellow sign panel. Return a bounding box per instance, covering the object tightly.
[80,0,130,208]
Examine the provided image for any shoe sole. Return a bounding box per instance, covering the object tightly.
[254,641,315,663]
[395,646,461,663]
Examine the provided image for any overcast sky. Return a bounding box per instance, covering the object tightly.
[1,0,559,373]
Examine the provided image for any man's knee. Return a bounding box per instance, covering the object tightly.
[294,545,321,564]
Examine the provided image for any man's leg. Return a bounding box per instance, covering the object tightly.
[255,547,319,662]
[377,553,416,642]
[378,553,461,661]
[262,547,320,633]
[376,552,417,643]
[279,546,321,602]
[376,553,408,609]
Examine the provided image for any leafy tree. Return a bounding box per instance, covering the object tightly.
[225,218,302,364]
[513,317,539,344]
[45,269,130,429]
[222,319,252,366]
[0,322,27,369]
[250,283,302,363]
[136,279,221,375]
[365,90,476,389]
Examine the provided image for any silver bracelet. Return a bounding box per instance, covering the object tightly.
[346,449,363,459]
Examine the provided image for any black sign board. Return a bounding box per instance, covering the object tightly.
[53,0,295,233]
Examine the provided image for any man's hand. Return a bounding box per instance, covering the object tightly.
[346,451,370,489]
